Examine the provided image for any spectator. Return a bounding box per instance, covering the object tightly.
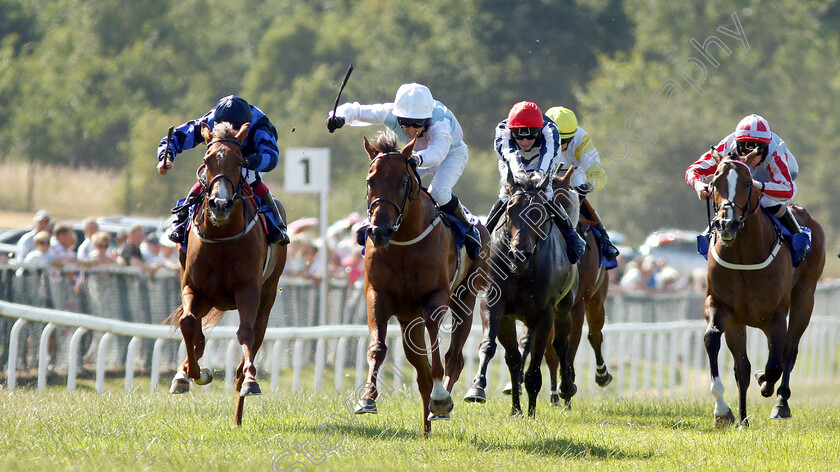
[620,255,660,293]
[48,222,78,267]
[83,231,117,265]
[117,225,147,267]
[157,236,181,269]
[15,210,51,262]
[21,231,52,265]
[76,217,100,261]
[141,233,166,265]
[110,230,127,259]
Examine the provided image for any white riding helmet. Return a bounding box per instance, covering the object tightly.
[392,83,434,119]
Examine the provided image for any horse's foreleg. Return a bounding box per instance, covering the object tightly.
[757,311,787,399]
[171,297,211,394]
[357,294,391,414]
[524,312,552,417]
[443,284,476,392]
[544,326,561,407]
[585,283,612,387]
[554,290,578,407]
[464,298,503,403]
[772,292,814,419]
[424,290,453,419]
[704,299,734,427]
[400,319,434,435]
[497,315,523,416]
[234,288,262,399]
[723,324,750,428]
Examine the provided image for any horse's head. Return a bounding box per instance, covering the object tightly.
[500,168,554,274]
[200,121,250,225]
[708,147,761,242]
[364,130,419,248]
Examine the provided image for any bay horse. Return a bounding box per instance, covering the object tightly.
[464,167,579,417]
[359,131,490,436]
[166,121,287,427]
[703,149,824,428]
[507,174,613,409]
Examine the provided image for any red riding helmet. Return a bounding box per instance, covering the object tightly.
[734,114,772,143]
[507,101,543,129]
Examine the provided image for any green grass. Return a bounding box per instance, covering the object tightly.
[1,382,840,472]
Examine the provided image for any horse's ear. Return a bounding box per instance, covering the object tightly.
[556,164,575,186]
[741,148,761,167]
[364,137,377,160]
[505,166,516,187]
[537,169,553,190]
[201,122,213,144]
[235,122,250,143]
[401,136,418,159]
[710,146,724,164]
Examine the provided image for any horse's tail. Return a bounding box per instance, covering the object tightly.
[163,305,227,329]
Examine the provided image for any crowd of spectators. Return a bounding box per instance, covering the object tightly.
[609,253,706,295]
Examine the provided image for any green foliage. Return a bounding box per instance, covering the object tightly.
[2,0,839,245]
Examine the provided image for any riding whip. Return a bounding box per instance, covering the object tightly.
[329,64,353,133]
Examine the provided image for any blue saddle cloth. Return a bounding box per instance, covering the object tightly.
[588,226,619,270]
[696,209,811,266]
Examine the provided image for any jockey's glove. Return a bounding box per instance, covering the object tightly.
[158,147,173,163]
[693,181,709,200]
[574,183,593,195]
[242,154,261,170]
[326,116,345,133]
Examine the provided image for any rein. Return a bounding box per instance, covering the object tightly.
[193,136,256,243]
[501,189,553,256]
[367,151,435,245]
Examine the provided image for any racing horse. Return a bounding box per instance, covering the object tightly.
[166,121,286,426]
[508,174,613,409]
[703,149,824,427]
[464,167,579,417]
[358,131,490,436]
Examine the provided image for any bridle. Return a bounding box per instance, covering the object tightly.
[366,151,419,232]
[193,137,258,243]
[707,160,761,235]
[502,188,552,257]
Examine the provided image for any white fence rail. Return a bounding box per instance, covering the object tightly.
[3,299,839,398]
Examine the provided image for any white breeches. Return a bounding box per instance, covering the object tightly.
[421,144,468,205]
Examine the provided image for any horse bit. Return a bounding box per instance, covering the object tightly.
[366,151,418,232]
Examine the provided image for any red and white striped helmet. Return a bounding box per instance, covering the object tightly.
[734,114,772,143]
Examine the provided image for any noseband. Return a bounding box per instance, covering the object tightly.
[502,189,551,256]
[366,151,418,232]
[708,161,760,235]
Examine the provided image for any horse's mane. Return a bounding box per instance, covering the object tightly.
[369,130,400,154]
[211,121,237,139]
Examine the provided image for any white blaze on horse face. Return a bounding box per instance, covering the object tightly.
[214,177,232,202]
[726,167,738,222]
[430,379,448,400]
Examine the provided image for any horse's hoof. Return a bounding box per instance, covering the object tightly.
[510,408,523,417]
[239,380,261,397]
[354,398,378,414]
[563,399,572,411]
[715,409,736,428]
[502,381,513,395]
[427,412,451,421]
[195,368,213,386]
[596,371,613,388]
[463,387,487,403]
[737,418,750,429]
[169,378,190,394]
[754,371,774,398]
[559,384,578,401]
[430,395,454,417]
[550,392,562,407]
[770,399,791,419]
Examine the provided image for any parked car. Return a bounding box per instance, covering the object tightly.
[638,228,707,277]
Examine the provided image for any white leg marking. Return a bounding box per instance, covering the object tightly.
[710,376,730,416]
[174,370,189,381]
[430,379,448,400]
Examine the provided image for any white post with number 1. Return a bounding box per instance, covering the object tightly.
[284,148,330,325]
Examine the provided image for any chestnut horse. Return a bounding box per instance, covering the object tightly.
[704,149,824,428]
[509,175,613,409]
[166,121,287,426]
[463,168,579,417]
[358,131,490,435]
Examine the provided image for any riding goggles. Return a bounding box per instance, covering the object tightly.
[511,127,541,140]
[736,140,767,156]
[398,118,430,129]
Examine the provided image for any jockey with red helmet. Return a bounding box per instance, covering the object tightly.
[326,83,481,259]
[488,101,586,258]
[156,95,290,246]
[686,113,804,237]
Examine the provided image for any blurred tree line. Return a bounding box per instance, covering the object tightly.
[1,0,838,247]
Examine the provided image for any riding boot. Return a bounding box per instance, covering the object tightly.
[579,198,619,261]
[485,199,506,233]
[441,196,481,259]
[169,188,203,244]
[260,190,290,246]
[777,205,810,266]
[549,205,587,259]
